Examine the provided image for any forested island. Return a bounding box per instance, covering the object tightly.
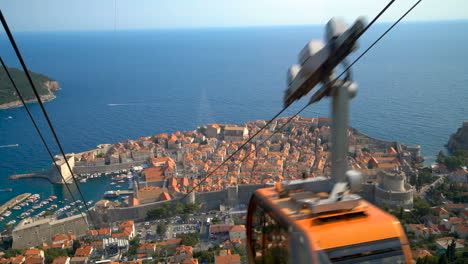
[0,67,59,109]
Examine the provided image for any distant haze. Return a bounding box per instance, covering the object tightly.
[0,0,467,31]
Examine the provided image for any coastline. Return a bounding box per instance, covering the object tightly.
[0,80,60,110]
[0,93,56,110]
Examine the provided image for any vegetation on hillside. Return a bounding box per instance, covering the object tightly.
[437,150,468,170]
[0,67,56,105]
[146,202,200,220]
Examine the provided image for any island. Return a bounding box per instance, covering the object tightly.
[0,67,60,109]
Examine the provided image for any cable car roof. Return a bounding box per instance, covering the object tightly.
[255,186,408,251]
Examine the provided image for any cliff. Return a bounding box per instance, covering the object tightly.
[447,121,468,152]
[0,67,60,109]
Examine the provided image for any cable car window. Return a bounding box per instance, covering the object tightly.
[326,238,406,264]
[250,201,290,264]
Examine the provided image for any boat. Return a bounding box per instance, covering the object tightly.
[116,185,121,188]
[49,196,57,200]
[0,217,4,221]
[7,220,16,225]
[110,182,116,185]
[12,206,21,210]
[104,190,119,198]
[113,175,125,181]
[2,211,12,217]
[79,178,87,183]
[4,188,12,191]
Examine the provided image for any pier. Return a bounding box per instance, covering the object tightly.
[0,193,31,215]
[9,173,51,182]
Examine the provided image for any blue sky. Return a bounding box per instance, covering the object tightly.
[1,0,467,31]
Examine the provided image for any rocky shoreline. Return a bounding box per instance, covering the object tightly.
[0,80,60,109]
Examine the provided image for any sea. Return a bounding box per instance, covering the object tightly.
[0,21,467,227]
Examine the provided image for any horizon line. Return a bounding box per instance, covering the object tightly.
[8,18,468,33]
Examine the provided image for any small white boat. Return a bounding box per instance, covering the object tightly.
[12,206,21,210]
[2,211,12,217]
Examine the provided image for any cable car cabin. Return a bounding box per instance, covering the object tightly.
[247,177,412,264]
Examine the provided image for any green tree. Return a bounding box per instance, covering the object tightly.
[194,250,214,263]
[147,207,167,220]
[72,240,81,255]
[179,233,199,247]
[443,156,463,170]
[437,253,448,264]
[44,249,69,264]
[127,237,141,257]
[157,223,167,237]
[4,248,22,258]
[446,239,456,262]
[184,203,200,214]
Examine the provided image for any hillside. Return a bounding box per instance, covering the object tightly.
[0,67,59,109]
[447,121,468,152]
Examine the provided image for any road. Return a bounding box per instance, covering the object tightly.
[419,174,447,201]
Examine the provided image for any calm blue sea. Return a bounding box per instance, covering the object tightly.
[0,21,467,214]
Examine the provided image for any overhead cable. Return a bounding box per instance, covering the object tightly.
[0,10,96,227]
[0,57,88,224]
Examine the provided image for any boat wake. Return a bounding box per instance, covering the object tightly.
[107,103,132,106]
[0,144,19,148]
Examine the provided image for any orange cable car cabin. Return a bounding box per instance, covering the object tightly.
[246,177,412,263]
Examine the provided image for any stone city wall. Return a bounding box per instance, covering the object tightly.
[93,183,268,226]
[12,214,88,249]
[73,160,145,174]
[374,184,413,209]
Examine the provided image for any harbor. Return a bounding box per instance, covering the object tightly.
[0,193,31,216]
[0,169,136,230]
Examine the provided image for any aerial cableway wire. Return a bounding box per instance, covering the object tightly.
[237,0,425,176]
[334,0,423,82]
[184,0,423,196]
[0,10,96,227]
[0,57,88,225]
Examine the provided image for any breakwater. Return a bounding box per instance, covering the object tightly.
[9,173,50,182]
[0,193,31,215]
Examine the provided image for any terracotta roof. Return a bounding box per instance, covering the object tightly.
[119,220,134,227]
[11,256,25,264]
[52,257,69,264]
[52,234,69,242]
[412,249,432,259]
[74,246,92,257]
[138,243,156,251]
[86,230,98,236]
[24,249,42,257]
[98,228,111,236]
[229,225,246,232]
[175,245,193,256]
[210,224,233,233]
[142,167,165,182]
[181,259,198,264]
[214,254,241,264]
[159,192,172,201]
[24,257,43,264]
[70,257,88,263]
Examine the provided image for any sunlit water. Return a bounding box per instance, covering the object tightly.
[0,22,467,221]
